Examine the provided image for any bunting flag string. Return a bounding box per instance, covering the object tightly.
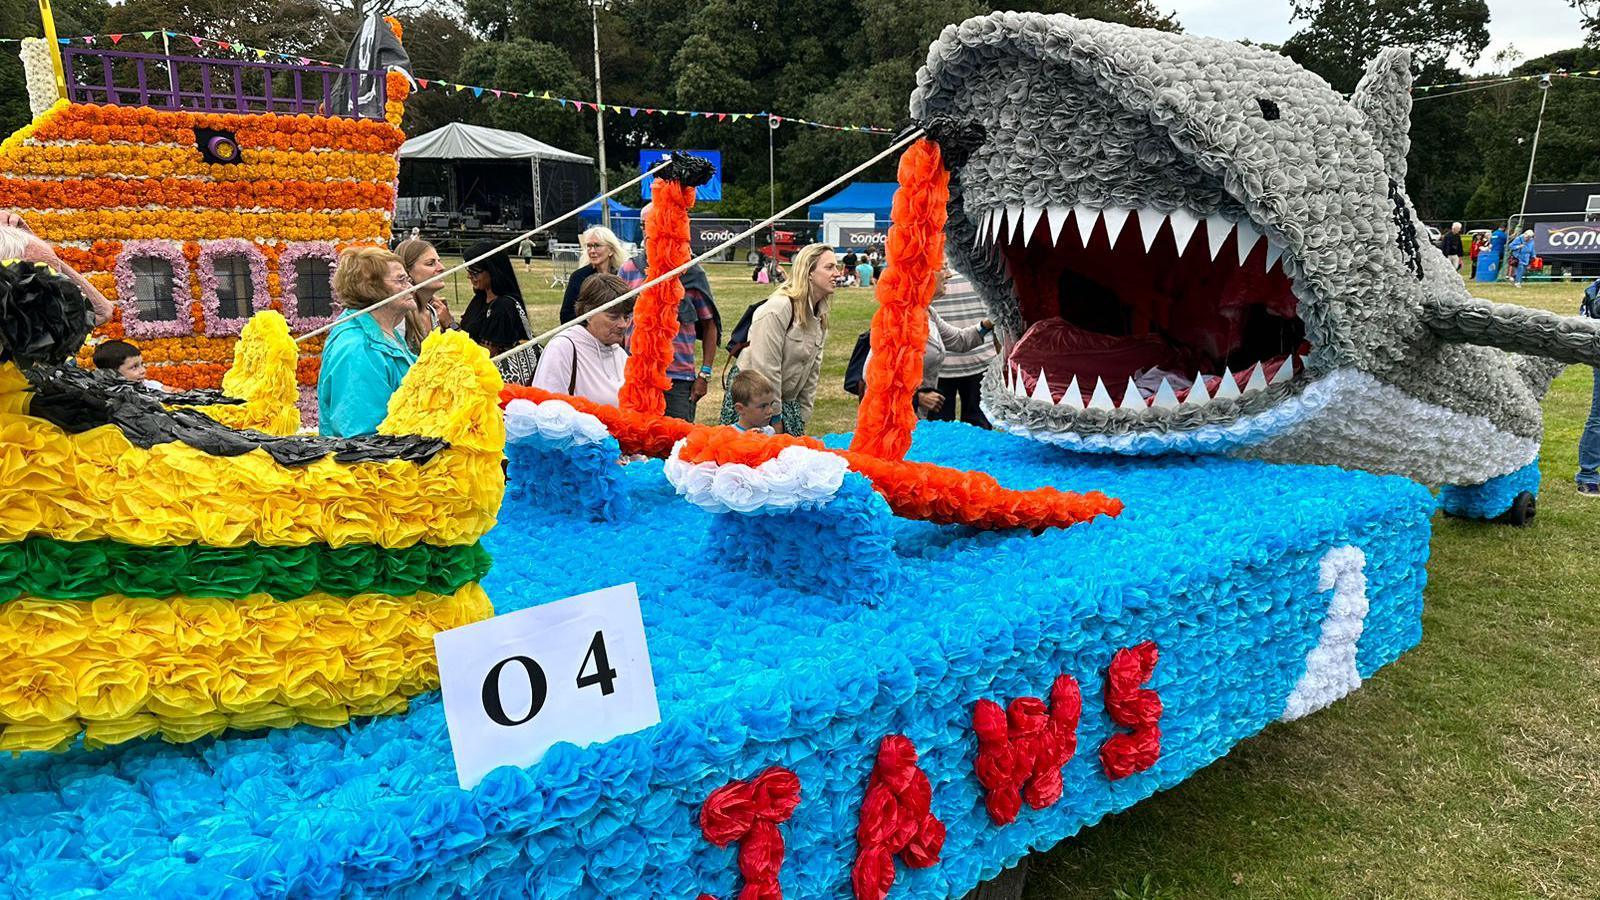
[3,29,897,134]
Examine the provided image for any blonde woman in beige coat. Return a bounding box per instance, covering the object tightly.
[720,243,839,434]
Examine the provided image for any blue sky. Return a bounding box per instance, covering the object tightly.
[1162,0,1588,74]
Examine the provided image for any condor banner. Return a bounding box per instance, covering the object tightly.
[1535,222,1600,256]
[690,219,752,253]
[640,150,722,202]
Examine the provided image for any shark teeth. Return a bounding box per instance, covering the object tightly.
[979,204,1286,272]
[1006,357,1305,412]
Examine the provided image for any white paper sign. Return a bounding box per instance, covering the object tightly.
[434,582,661,790]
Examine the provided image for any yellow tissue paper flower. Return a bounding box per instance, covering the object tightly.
[0,583,491,751]
[0,353,503,548]
[177,311,301,435]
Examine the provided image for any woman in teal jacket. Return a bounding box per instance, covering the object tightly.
[317,246,420,437]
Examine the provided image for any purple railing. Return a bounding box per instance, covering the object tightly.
[60,47,387,120]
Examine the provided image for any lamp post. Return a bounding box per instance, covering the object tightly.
[1513,74,1552,233]
[589,0,610,228]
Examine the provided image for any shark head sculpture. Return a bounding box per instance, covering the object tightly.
[910,12,1600,495]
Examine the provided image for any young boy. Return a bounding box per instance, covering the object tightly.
[728,369,779,434]
[92,339,166,391]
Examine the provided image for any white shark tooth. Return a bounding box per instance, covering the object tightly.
[1120,377,1146,410]
[1168,209,1201,256]
[1234,220,1263,264]
[1046,206,1069,247]
[1008,205,1025,243]
[1151,378,1181,408]
[1185,373,1211,406]
[1073,205,1099,247]
[1030,369,1053,405]
[1213,366,1242,400]
[1264,239,1285,272]
[1269,357,1296,386]
[1101,207,1132,247]
[988,208,1005,246]
[1088,377,1116,410]
[1012,365,1028,398]
[1204,215,1233,261]
[1022,206,1044,246]
[1243,362,1269,393]
[975,210,990,248]
[1137,207,1166,252]
[1060,375,1084,409]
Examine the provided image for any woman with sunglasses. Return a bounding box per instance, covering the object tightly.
[317,246,418,437]
[459,242,533,369]
[558,225,629,323]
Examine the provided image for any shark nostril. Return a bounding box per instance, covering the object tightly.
[1257,98,1280,120]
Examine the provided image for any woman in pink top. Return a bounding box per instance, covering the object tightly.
[532,273,633,406]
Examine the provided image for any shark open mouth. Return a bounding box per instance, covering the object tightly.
[979,205,1310,411]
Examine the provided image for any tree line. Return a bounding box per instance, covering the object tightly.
[0,0,1595,225]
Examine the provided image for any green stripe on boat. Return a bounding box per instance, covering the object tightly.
[0,538,492,602]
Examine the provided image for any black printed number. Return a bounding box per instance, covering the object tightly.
[575,630,619,696]
[481,656,548,726]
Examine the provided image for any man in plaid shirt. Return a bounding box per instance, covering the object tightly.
[929,267,997,428]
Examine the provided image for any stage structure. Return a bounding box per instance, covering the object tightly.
[398,122,595,236]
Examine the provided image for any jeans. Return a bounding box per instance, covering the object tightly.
[931,373,991,429]
[664,378,699,423]
[1512,261,1527,284]
[1578,368,1600,486]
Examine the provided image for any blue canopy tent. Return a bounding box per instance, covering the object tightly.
[579,198,642,243]
[807,182,896,226]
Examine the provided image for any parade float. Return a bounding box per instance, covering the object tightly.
[1,9,1595,899]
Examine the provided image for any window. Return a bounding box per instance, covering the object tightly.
[131,257,177,321]
[294,257,334,319]
[212,256,254,320]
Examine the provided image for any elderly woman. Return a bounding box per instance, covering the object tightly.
[558,225,628,323]
[0,214,113,327]
[533,272,632,406]
[719,243,838,435]
[317,246,417,438]
[394,238,454,354]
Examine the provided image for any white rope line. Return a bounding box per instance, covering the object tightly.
[294,158,673,344]
[491,127,927,364]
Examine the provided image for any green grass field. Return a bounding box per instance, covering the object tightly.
[452,263,1600,898]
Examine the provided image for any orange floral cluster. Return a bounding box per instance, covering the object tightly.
[386,72,410,127]
[677,423,1123,532]
[851,138,950,460]
[26,210,389,245]
[502,385,693,457]
[30,103,406,155]
[1,144,400,182]
[500,387,1123,532]
[53,241,120,275]
[619,178,694,415]
[0,81,408,406]
[0,177,395,212]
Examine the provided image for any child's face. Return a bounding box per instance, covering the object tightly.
[736,392,779,427]
[116,355,146,382]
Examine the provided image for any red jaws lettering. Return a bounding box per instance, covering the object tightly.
[973,675,1083,825]
[852,735,945,900]
[1099,641,1164,779]
[698,767,802,900]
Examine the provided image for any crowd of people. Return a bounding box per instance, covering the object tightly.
[1440,222,1541,287]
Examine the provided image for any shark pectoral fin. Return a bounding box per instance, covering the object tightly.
[1422,295,1600,368]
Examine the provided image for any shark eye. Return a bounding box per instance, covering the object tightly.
[1257,98,1280,120]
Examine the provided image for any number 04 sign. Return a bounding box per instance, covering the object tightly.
[434,583,661,790]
